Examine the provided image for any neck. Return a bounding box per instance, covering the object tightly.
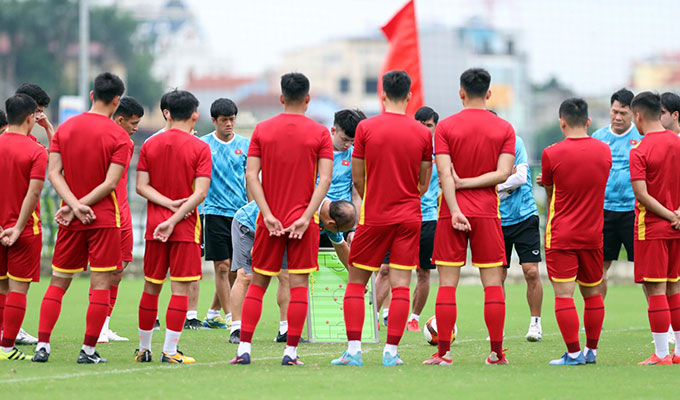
[640,121,665,135]
[90,102,114,117]
[563,127,589,138]
[170,120,195,133]
[215,130,234,142]
[6,124,30,136]
[463,98,487,110]
[384,100,408,114]
[671,122,680,134]
[283,103,307,115]
[319,199,330,221]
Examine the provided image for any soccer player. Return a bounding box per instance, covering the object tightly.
[627,92,680,365]
[15,82,55,147]
[660,92,680,134]
[541,98,611,365]
[425,68,514,366]
[33,72,128,364]
[331,70,432,367]
[200,98,249,330]
[498,132,543,342]
[135,90,211,364]
[592,89,642,299]
[232,72,333,366]
[0,94,47,361]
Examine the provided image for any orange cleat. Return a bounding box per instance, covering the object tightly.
[637,353,672,365]
[406,319,420,332]
[486,349,509,365]
[422,352,453,366]
[671,353,680,364]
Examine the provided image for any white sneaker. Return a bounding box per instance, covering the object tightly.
[485,331,505,341]
[97,330,109,344]
[105,329,129,342]
[15,328,38,345]
[526,322,542,342]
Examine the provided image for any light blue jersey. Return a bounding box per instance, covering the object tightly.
[322,147,354,202]
[592,124,642,211]
[201,132,250,217]
[420,156,439,222]
[499,136,538,226]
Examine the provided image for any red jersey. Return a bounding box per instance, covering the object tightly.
[542,137,612,249]
[115,137,135,230]
[435,109,515,219]
[248,113,333,227]
[353,112,432,226]
[0,132,48,238]
[629,130,680,240]
[50,112,129,230]
[138,129,212,243]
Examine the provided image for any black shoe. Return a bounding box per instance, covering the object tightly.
[77,349,107,364]
[275,331,287,343]
[184,318,202,330]
[153,319,161,331]
[134,348,152,362]
[31,348,50,363]
[229,329,241,344]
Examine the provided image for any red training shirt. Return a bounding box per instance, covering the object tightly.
[115,137,135,231]
[248,113,333,227]
[542,137,612,249]
[50,112,129,230]
[138,129,212,243]
[629,130,680,240]
[352,112,432,226]
[435,109,515,219]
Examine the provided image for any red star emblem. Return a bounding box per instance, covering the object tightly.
[342,160,350,166]
[235,149,243,155]
[629,140,637,145]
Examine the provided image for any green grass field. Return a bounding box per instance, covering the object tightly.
[0,278,676,399]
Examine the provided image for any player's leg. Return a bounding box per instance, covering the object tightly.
[668,240,680,361]
[228,219,254,344]
[275,267,290,342]
[513,215,543,341]
[601,210,622,301]
[137,279,162,362]
[0,279,31,360]
[204,259,232,329]
[229,269,251,343]
[102,226,133,342]
[408,220,436,331]
[203,215,233,328]
[575,249,605,363]
[374,259,391,324]
[184,281,201,329]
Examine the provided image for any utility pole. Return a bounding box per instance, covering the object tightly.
[79,0,89,106]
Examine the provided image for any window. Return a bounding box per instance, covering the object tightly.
[339,77,350,94]
[364,78,378,94]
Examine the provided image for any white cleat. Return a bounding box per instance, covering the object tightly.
[97,330,109,344]
[526,322,542,342]
[106,329,129,342]
[15,328,38,345]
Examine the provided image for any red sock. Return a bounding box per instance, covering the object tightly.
[648,294,670,333]
[286,287,308,347]
[108,285,119,317]
[38,285,66,343]
[1,292,26,348]
[343,283,365,341]
[240,284,266,343]
[435,286,457,357]
[555,297,580,353]
[166,295,188,332]
[138,292,159,331]
[583,294,604,349]
[386,286,410,346]
[668,293,680,332]
[0,293,6,332]
[484,286,505,355]
[83,289,110,347]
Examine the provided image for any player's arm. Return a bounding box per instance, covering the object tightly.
[78,162,124,206]
[0,179,44,246]
[153,177,210,242]
[436,154,471,231]
[455,153,515,189]
[543,183,553,211]
[246,156,283,236]
[285,158,333,239]
[48,152,95,224]
[332,240,350,269]
[632,180,680,228]
[350,184,362,220]
[419,160,433,196]
[497,163,528,193]
[351,157,365,199]
[136,171,187,212]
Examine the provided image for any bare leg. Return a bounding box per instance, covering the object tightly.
[522,262,543,317]
[230,269,252,322]
[411,269,430,316]
[601,260,612,300]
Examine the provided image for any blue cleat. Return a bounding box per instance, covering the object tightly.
[282,355,304,366]
[230,352,250,365]
[331,351,363,366]
[549,352,585,366]
[584,349,597,364]
[382,352,404,366]
[202,316,228,329]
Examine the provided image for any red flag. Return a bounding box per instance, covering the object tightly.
[377,0,424,117]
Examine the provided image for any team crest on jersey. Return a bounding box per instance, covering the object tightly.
[342,160,350,166]
[235,149,243,155]
[629,139,637,145]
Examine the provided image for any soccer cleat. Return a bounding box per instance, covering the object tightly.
[15,328,38,345]
[229,329,241,344]
[422,352,453,366]
[584,349,597,364]
[486,349,509,365]
[383,315,388,326]
[161,350,195,364]
[282,355,304,366]
[97,330,109,344]
[406,319,420,332]
[184,318,203,330]
[202,316,227,329]
[672,353,680,364]
[134,348,152,363]
[0,347,32,361]
[230,352,251,365]
[275,331,287,343]
[549,352,585,365]
[382,352,404,366]
[153,318,161,331]
[637,353,673,365]
[31,348,49,363]
[331,351,363,366]
[77,350,107,364]
[106,329,129,342]
[525,323,542,342]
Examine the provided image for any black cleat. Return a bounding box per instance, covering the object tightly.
[281,355,304,365]
[184,318,203,330]
[77,349,107,364]
[229,329,241,344]
[135,348,152,362]
[31,348,50,363]
[153,318,161,331]
[275,331,287,343]
[230,352,250,365]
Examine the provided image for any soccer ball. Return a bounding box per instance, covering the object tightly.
[423,316,456,346]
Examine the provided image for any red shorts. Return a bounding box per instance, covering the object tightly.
[252,222,319,276]
[120,227,133,264]
[545,248,603,286]
[432,217,506,268]
[349,222,421,271]
[634,239,680,283]
[52,228,121,274]
[144,240,202,284]
[0,234,42,282]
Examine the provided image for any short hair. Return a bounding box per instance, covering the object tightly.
[610,88,634,108]
[414,106,439,124]
[5,94,38,125]
[93,72,125,104]
[333,109,366,138]
[329,200,356,230]
[631,91,662,121]
[114,97,144,119]
[558,97,589,127]
[210,98,238,119]
[165,90,199,121]
[460,68,491,99]
[281,73,310,103]
[0,109,7,128]
[382,70,411,101]
[661,92,680,117]
[15,83,51,107]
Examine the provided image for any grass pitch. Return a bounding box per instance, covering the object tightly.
[0,277,676,399]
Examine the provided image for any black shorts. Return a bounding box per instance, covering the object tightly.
[204,214,233,261]
[603,210,634,262]
[502,215,541,267]
[199,214,205,257]
[382,220,437,270]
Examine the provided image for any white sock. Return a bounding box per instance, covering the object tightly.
[283,345,297,359]
[138,329,153,351]
[225,312,232,321]
[382,308,389,318]
[675,331,680,355]
[1,346,13,353]
[231,320,241,334]
[186,310,198,320]
[37,342,50,353]
[279,320,289,334]
[347,340,361,355]
[531,316,541,325]
[652,332,670,358]
[584,346,597,356]
[206,309,220,319]
[409,313,420,322]
[100,316,111,335]
[237,341,251,356]
[568,351,581,359]
[81,345,96,356]
[383,344,398,357]
[163,329,182,355]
